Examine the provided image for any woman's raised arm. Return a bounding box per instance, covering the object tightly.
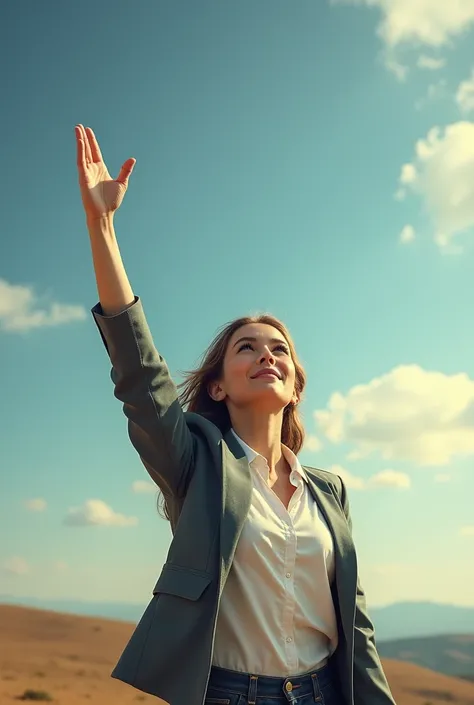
[75,125,194,499]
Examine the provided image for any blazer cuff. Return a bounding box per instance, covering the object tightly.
[90,295,145,361]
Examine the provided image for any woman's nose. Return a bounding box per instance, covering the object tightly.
[259,349,275,364]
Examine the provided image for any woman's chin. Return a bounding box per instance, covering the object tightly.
[242,390,291,413]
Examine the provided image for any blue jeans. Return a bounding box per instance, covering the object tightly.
[206,663,344,705]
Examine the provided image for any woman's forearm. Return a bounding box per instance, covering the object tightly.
[87,215,135,316]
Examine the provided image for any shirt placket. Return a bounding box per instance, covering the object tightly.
[281,509,298,674]
[253,457,302,675]
[283,477,305,673]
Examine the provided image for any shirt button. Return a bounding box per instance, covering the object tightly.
[286,572,291,578]
[286,636,292,643]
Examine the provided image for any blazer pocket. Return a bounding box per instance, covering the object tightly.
[153,563,212,601]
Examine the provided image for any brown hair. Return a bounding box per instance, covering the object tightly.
[158,314,307,520]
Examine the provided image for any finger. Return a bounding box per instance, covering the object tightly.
[75,126,87,175]
[80,124,93,163]
[116,158,136,186]
[86,127,103,163]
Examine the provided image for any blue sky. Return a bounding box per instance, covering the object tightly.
[1,0,474,610]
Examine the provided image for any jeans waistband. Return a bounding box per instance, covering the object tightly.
[208,661,334,703]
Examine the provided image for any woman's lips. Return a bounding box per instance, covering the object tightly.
[252,369,282,380]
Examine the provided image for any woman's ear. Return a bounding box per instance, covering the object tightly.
[208,380,226,402]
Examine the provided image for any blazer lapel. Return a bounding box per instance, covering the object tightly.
[219,430,252,594]
[303,468,357,647]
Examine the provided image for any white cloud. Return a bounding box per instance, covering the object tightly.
[417,55,446,70]
[369,469,411,489]
[3,557,29,575]
[460,525,474,536]
[328,464,365,490]
[334,0,474,48]
[399,224,415,244]
[396,122,474,251]
[328,464,411,491]
[303,434,322,452]
[131,479,156,494]
[24,498,47,512]
[314,364,474,466]
[0,279,86,333]
[64,499,138,527]
[333,0,474,76]
[456,68,474,114]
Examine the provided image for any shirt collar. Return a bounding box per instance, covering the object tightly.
[230,428,308,484]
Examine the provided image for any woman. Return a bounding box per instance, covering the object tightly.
[75,124,396,705]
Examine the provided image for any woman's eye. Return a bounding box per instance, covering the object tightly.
[237,342,289,354]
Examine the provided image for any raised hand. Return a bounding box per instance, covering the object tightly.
[75,124,136,222]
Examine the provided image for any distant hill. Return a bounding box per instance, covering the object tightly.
[0,594,144,624]
[1,595,473,641]
[377,634,474,681]
[373,602,474,641]
[1,605,474,705]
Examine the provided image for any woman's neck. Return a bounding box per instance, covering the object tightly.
[230,410,285,474]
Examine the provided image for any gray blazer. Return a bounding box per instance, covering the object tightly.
[92,297,396,705]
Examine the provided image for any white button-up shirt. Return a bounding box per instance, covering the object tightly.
[212,431,339,677]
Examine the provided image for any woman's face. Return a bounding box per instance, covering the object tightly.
[210,322,298,412]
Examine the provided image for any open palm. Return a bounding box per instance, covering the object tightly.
[75,124,135,222]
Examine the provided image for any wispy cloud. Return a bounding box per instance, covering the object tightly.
[456,68,474,114]
[0,278,86,333]
[417,55,446,71]
[399,224,415,244]
[369,470,411,489]
[328,464,365,490]
[303,434,322,452]
[63,499,138,527]
[24,498,47,512]
[131,480,156,494]
[329,465,411,490]
[332,0,474,77]
[3,557,29,575]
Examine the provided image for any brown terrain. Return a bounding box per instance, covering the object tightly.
[1,604,474,705]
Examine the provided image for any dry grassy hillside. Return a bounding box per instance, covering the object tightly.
[1,605,474,705]
[378,634,474,680]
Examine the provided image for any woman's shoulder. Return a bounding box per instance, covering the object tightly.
[183,412,238,447]
[184,411,225,445]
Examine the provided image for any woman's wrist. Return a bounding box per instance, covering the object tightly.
[87,212,115,237]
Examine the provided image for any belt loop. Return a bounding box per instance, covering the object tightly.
[248,675,258,705]
[311,673,322,702]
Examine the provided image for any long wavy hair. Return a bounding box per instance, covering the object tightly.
[158,314,307,520]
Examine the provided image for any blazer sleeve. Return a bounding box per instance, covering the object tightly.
[92,296,194,499]
[338,476,397,705]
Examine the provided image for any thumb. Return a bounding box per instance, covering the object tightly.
[116,158,136,187]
